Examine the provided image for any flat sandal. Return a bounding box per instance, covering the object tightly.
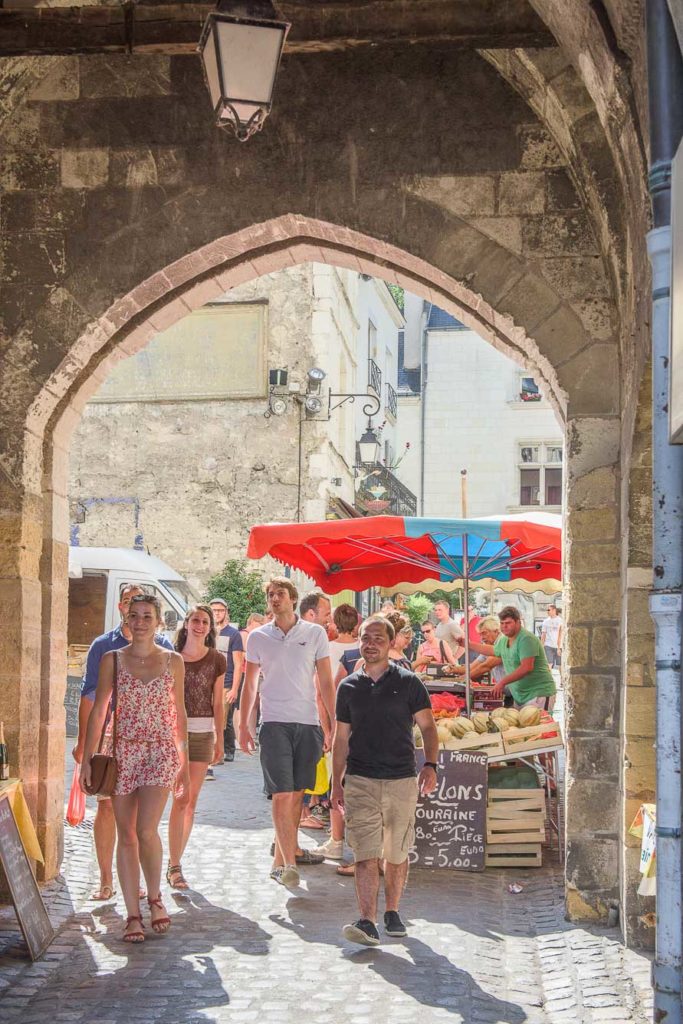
[166,863,189,890]
[147,894,171,934]
[123,915,145,943]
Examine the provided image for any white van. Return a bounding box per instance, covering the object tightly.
[65,547,201,734]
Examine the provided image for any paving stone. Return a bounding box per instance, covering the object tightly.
[0,754,655,1023]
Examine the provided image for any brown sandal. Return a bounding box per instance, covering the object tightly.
[166,863,189,890]
[147,895,171,934]
[123,915,145,943]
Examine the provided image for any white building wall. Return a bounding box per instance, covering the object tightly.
[397,320,563,519]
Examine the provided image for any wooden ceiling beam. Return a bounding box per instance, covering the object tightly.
[0,1,555,57]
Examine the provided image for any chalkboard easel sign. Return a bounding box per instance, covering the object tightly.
[0,793,54,959]
[410,750,488,872]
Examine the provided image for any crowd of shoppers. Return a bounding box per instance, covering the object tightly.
[74,577,558,947]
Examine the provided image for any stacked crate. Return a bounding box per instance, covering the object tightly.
[485,788,546,867]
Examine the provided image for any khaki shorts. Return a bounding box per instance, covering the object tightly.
[344,774,418,864]
[514,694,556,712]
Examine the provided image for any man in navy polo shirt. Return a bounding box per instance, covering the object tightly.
[210,599,244,763]
[332,615,438,946]
[72,582,173,901]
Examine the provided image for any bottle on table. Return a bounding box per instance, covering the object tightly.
[0,721,10,781]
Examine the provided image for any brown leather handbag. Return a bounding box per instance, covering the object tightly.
[83,652,119,797]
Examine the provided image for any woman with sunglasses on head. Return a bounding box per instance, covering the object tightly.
[386,611,414,670]
[81,593,189,944]
[167,604,226,891]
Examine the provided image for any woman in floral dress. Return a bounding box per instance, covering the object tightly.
[82,594,189,943]
[166,604,226,890]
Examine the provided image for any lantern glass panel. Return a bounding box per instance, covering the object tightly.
[201,26,221,109]
[216,21,286,106]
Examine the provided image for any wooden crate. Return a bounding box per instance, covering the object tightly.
[502,720,563,756]
[485,843,543,868]
[486,788,546,845]
[443,731,505,756]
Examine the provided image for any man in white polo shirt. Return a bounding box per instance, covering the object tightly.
[239,576,335,888]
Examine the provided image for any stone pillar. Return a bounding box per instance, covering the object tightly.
[620,362,656,948]
[0,477,44,847]
[37,435,71,880]
[564,416,622,920]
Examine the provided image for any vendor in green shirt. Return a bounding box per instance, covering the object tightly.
[470,605,556,709]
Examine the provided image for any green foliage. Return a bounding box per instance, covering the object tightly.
[205,559,266,628]
[404,593,434,628]
[387,283,405,313]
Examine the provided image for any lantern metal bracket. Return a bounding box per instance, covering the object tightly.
[328,391,381,420]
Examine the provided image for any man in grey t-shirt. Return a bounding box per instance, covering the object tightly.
[240,576,335,890]
[433,600,465,659]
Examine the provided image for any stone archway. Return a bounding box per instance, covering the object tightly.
[9,213,618,929]
[0,19,648,932]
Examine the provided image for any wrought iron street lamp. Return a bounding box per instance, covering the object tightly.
[198,1,290,141]
[357,423,381,465]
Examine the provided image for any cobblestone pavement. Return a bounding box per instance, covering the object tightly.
[1,754,653,1024]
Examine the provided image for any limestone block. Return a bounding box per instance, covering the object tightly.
[28,57,79,102]
[567,778,620,832]
[566,674,618,731]
[79,55,171,98]
[518,124,564,169]
[567,575,621,623]
[567,465,617,509]
[568,507,617,542]
[532,304,590,365]
[624,761,656,801]
[411,175,496,216]
[0,149,60,192]
[591,626,620,665]
[497,271,561,333]
[560,344,620,417]
[566,836,619,891]
[573,296,618,341]
[566,624,589,666]
[110,149,159,188]
[61,148,109,189]
[546,169,581,211]
[626,662,646,686]
[467,216,522,254]
[498,172,546,214]
[570,543,620,575]
[0,230,66,284]
[567,733,619,777]
[566,418,620,478]
[523,213,600,257]
[623,689,656,738]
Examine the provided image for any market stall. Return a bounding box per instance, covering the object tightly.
[247,513,564,868]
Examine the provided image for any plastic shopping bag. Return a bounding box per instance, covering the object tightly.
[66,765,86,826]
[305,753,331,796]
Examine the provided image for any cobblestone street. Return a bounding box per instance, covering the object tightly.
[1,755,654,1024]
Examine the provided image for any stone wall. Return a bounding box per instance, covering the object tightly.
[0,6,656,944]
[68,266,325,592]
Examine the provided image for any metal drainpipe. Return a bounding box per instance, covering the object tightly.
[647,1,683,1018]
[420,304,432,515]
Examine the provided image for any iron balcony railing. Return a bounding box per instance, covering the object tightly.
[385,381,398,419]
[368,357,382,397]
[356,464,418,516]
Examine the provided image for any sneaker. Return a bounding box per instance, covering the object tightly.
[316,837,344,860]
[205,768,215,781]
[384,910,407,937]
[271,864,300,888]
[343,919,380,946]
[224,752,235,762]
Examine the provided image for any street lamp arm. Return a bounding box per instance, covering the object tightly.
[328,392,381,419]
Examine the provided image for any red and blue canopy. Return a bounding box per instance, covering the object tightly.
[247,513,562,595]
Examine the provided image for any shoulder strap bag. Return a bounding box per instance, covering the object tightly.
[83,652,119,797]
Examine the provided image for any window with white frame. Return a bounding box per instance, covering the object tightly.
[518,443,563,506]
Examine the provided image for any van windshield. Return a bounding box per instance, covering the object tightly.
[161,580,201,612]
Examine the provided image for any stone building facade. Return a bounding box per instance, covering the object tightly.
[0,1,658,949]
[68,264,406,592]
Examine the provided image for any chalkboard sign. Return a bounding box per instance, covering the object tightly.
[410,750,488,871]
[0,794,54,959]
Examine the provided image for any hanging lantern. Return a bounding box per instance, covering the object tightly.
[198,1,290,141]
